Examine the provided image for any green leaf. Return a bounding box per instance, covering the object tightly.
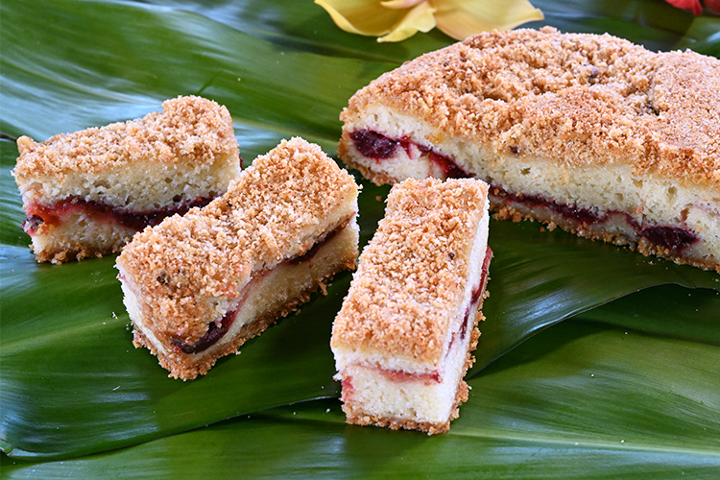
[475,220,720,372]
[3,298,720,478]
[2,0,720,472]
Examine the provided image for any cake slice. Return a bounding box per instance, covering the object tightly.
[338,27,720,273]
[116,138,360,380]
[12,95,241,263]
[331,178,492,434]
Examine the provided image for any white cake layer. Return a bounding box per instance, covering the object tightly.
[342,103,720,270]
[27,210,137,263]
[20,154,240,213]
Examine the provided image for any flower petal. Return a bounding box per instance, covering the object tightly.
[434,0,544,41]
[378,1,437,42]
[664,0,703,15]
[706,0,720,14]
[314,0,407,37]
[381,0,426,9]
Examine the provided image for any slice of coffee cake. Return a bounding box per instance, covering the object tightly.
[116,138,360,380]
[331,178,492,434]
[13,95,241,263]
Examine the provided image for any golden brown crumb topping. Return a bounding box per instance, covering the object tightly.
[331,178,488,364]
[342,27,720,188]
[117,137,359,344]
[13,95,239,180]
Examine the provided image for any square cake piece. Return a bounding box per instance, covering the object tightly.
[331,178,492,434]
[116,138,360,380]
[12,95,241,263]
[338,27,720,273]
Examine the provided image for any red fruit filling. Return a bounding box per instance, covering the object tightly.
[350,129,699,254]
[175,309,239,354]
[351,129,470,178]
[493,188,602,225]
[22,196,216,235]
[340,376,354,401]
[378,368,441,385]
[171,218,352,354]
[350,130,402,159]
[493,187,699,253]
[641,226,698,253]
[460,246,492,342]
[447,246,492,357]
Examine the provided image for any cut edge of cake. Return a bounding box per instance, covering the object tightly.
[13,95,242,263]
[338,27,720,274]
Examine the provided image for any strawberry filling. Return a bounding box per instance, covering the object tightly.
[22,196,216,234]
[493,187,699,253]
[461,246,492,342]
[174,309,239,354]
[350,129,470,179]
[378,369,441,385]
[350,129,699,254]
[170,218,352,355]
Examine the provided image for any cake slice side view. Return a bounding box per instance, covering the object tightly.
[339,27,720,273]
[12,95,241,263]
[331,178,492,434]
[116,137,360,380]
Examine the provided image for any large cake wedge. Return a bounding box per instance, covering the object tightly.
[331,178,492,434]
[339,27,720,273]
[12,95,241,263]
[116,138,360,380]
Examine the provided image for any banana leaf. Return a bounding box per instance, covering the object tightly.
[3,289,720,478]
[1,0,719,474]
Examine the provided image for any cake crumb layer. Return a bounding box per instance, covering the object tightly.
[14,95,239,181]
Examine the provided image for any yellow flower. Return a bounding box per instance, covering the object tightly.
[315,0,544,42]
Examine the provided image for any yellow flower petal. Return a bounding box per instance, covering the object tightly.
[378,1,437,42]
[434,0,544,41]
[314,0,407,37]
[380,0,425,9]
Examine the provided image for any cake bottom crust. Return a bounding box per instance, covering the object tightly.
[341,321,482,435]
[24,195,219,263]
[491,198,720,273]
[132,287,319,381]
[28,210,136,263]
[129,220,359,380]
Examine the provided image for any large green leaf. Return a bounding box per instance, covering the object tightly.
[475,220,720,372]
[1,0,719,472]
[3,295,720,478]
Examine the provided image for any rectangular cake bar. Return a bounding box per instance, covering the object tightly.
[13,95,241,263]
[331,178,492,434]
[116,138,360,380]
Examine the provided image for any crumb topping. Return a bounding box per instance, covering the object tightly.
[13,95,239,180]
[342,27,720,187]
[117,137,359,344]
[331,178,488,364]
